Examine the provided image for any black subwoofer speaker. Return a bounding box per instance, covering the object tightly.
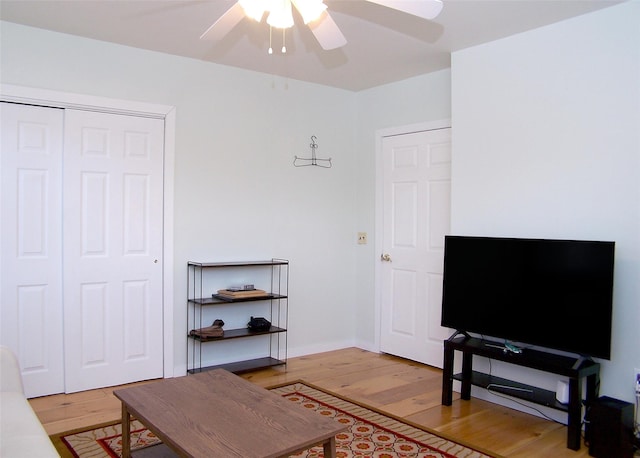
[588,396,634,458]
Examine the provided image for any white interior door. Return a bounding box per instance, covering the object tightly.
[379,128,452,368]
[63,109,164,393]
[0,102,65,397]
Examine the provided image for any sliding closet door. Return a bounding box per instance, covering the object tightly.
[0,102,65,397]
[62,110,164,393]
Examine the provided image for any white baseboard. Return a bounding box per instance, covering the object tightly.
[287,339,358,359]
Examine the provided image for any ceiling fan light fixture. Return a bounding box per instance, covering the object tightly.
[267,0,295,29]
[238,0,265,21]
[292,0,327,24]
[204,0,444,52]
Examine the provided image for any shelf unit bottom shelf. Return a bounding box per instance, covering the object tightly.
[187,357,286,375]
[453,370,569,412]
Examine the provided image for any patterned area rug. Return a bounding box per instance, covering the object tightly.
[51,380,497,458]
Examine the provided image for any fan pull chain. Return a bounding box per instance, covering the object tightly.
[268,26,288,54]
[282,28,287,53]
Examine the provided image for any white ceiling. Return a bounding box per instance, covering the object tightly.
[0,0,623,91]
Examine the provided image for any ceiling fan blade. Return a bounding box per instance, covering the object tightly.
[365,0,443,20]
[308,11,347,50]
[200,2,245,41]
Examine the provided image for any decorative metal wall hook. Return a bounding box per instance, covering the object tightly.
[293,135,332,168]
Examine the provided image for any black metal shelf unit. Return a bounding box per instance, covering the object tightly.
[187,259,288,375]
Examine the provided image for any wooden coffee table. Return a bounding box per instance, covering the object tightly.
[113,369,346,458]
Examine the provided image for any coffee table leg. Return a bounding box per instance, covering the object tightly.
[121,403,131,458]
[322,436,337,458]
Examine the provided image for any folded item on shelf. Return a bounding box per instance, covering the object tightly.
[189,319,225,338]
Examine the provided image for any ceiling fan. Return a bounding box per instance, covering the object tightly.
[200,0,444,51]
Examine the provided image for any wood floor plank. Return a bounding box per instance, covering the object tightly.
[379,381,445,417]
[508,425,584,458]
[433,402,575,457]
[31,347,597,456]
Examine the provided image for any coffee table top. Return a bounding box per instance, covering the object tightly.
[114,369,346,458]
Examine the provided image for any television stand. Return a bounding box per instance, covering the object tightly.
[441,334,600,451]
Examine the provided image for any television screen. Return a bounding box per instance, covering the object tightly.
[440,236,615,360]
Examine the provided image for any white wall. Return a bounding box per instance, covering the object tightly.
[451,0,640,409]
[0,22,361,373]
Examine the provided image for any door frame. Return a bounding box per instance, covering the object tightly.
[0,83,176,378]
[374,119,451,353]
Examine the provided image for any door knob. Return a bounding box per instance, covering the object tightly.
[380,253,392,262]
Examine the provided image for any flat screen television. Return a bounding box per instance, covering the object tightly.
[440,235,615,360]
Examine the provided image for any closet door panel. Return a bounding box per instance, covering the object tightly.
[63,109,164,393]
[0,102,65,397]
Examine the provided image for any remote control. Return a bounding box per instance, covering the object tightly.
[504,342,522,354]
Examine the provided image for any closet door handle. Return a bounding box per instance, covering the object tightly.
[380,253,392,262]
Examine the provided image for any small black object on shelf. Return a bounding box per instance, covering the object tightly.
[247,316,271,332]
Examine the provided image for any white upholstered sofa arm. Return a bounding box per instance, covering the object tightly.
[0,346,60,457]
[1,346,25,393]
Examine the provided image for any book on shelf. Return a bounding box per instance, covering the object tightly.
[214,289,269,299]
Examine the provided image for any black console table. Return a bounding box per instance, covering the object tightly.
[441,334,600,451]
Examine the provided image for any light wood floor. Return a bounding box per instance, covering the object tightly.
[30,347,594,457]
